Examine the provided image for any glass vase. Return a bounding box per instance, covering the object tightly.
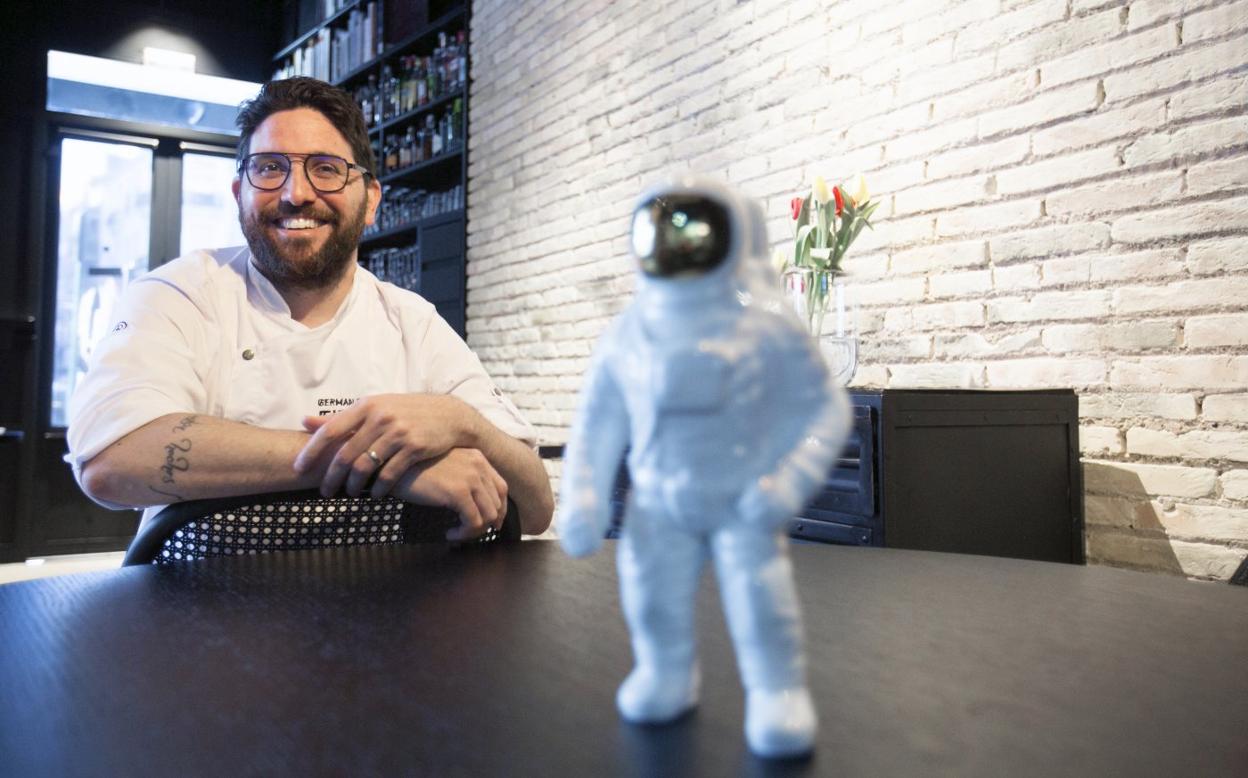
[782,267,858,386]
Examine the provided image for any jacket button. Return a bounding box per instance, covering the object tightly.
[242,348,255,360]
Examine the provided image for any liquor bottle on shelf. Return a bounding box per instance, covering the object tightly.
[404,126,418,167]
[361,75,377,127]
[415,56,428,106]
[427,113,441,157]
[446,98,462,151]
[456,31,468,89]
[385,136,399,172]
[401,56,417,115]
[426,52,440,104]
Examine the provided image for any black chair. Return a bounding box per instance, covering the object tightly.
[122,489,521,566]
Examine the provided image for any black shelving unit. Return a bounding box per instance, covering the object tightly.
[273,1,471,337]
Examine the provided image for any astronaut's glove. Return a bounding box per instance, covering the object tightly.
[556,488,609,557]
[738,476,801,530]
[558,514,606,557]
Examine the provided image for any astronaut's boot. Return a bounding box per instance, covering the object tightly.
[616,660,701,723]
[745,685,817,758]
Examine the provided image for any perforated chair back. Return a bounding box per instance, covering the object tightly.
[122,489,520,566]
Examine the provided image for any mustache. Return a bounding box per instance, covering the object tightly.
[267,202,338,223]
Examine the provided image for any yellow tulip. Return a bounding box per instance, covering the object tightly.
[847,173,869,206]
[771,248,789,274]
[812,176,830,205]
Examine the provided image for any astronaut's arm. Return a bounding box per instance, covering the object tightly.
[740,359,851,528]
[556,356,630,557]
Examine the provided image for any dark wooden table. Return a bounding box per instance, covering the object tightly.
[1,541,1245,776]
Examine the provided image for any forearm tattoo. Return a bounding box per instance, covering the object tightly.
[148,416,198,501]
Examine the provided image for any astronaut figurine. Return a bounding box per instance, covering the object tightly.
[556,178,850,758]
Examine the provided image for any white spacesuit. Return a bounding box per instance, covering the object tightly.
[557,178,850,758]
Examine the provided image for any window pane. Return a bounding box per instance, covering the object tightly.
[51,138,153,427]
[181,153,244,255]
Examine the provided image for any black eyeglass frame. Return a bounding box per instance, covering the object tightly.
[238,152,373,194]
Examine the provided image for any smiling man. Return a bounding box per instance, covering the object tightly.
[67,78,553,539]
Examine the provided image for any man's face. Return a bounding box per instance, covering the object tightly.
[233,107,381,291]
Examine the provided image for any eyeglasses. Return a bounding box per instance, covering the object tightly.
[239,152,371,194]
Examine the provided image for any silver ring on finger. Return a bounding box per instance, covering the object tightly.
[366,449,383,468]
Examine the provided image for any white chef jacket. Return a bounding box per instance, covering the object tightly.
[67,246,535,522]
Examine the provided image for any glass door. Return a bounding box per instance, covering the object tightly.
[49,135,154,427]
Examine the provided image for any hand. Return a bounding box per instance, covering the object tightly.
[737,477,797,530]
[293,394,475,498]
[557,513,607,557]
[392,448,509,541]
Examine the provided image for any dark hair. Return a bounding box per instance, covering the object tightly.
[235,77,376,179]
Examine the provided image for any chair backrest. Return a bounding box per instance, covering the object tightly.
[123,489,520,566]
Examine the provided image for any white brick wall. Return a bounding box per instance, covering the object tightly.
[469,0,1248,580]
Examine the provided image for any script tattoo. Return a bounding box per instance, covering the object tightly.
[149,426,194,501]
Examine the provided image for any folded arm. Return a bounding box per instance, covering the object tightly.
[78,413,321,508]
[295,394,554,536]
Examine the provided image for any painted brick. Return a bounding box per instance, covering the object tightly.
[1222,470,1248,501]
[1040,256,1091,286]
[955,0,1068,57]
[1169,74,1248,121]
[1186,237,1248,276]
[1041,320,1179,352]
[935,199,1042,238]
[1040,24,1176,88]
[994,147,1122,196]
[996,6,1127,73]
[1155,502,1248,542]
[1126,426,1248,462]
[1102,35,1247,103]
[1203,394,1248,423]
[862,335,933,360]
[855,277,928,306]
[929,269,994,298]
[978,81,1104,139]
[1045,171,1183,217]
[887,362,984,388]
[1084,460,1218,498]
[1127,0,1197,29]
[989,222,1111,262]
[1084,495,1157,529]
[1088,249,1185,282]
[891,240,987,274]
[1187,156,1248,197]
[1079,392,1199,420]
[908,301,987,331]
[1123,116,1248,168]
[1113,277,1248,315]
[1186,314,1248,348]
[1080,425,1126,455]
[992,263,1042,291]
[1084,528,1186,577]
[1113,356,1248,391]
[1184,0,1248,42]
[1031,99,1167,157]
[934,329,1044,358]
[894,175,993,217]
[989,290,1113,323]
[985,357,1108,388]
[1111,197,1248,243]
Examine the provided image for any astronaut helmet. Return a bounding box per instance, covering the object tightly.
[630,178,767,282]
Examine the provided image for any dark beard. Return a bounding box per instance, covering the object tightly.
[241,198,368,292]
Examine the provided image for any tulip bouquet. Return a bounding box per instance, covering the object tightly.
[775,174,878,337]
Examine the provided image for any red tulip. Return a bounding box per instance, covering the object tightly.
[833,186,844,216]
[790,197,804,220]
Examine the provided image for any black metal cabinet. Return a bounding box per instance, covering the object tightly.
[602,389,1084,565]
[790,389,1084,564]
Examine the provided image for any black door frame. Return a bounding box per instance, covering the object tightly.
[6,113,237,562]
